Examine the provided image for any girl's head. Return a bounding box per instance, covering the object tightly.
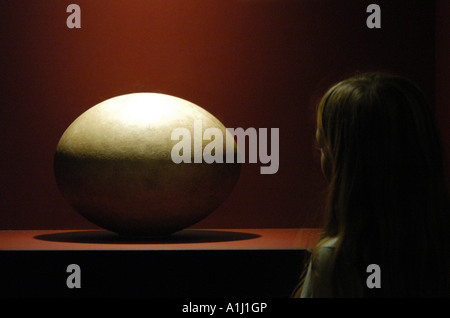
[317,73,447,235]
[313,73,449,296]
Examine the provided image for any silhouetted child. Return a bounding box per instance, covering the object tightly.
[293,73,450,297]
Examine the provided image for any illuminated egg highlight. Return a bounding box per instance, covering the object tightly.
[54,93,241,237]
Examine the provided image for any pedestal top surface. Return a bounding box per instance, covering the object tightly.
[0,228,322,251]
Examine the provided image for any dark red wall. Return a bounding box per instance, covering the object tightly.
[436,0,450,164]
[0,0,444,230]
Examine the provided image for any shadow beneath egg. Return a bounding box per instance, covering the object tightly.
[34,229,260,245]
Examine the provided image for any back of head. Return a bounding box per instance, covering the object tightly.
[316,73,450,297]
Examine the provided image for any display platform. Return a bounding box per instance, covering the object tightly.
[0,228,321,298]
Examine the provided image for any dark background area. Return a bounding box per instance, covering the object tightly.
[0,250,305,297]
[0,0,448,230]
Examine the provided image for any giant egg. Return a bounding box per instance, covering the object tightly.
[54,93,241,237]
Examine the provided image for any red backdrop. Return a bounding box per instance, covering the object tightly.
[0,0,447,230]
